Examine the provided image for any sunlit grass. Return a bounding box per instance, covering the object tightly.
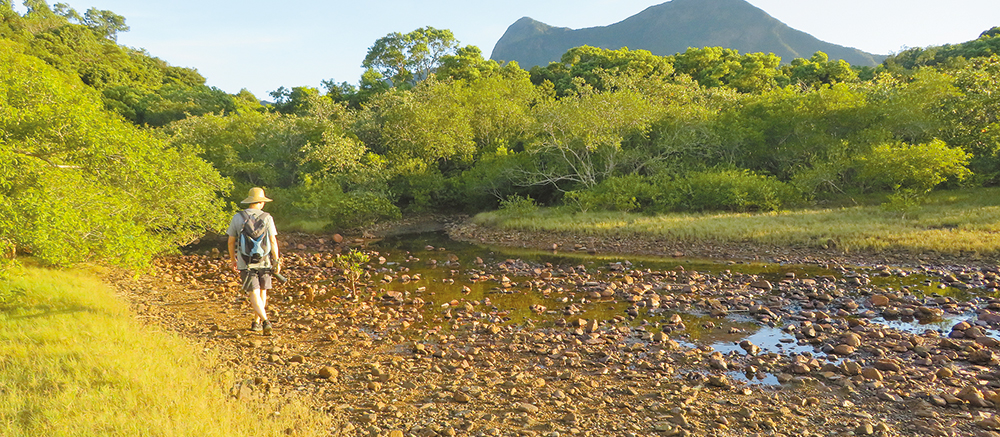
[476,188,1000,254]
[278,217,331,234]
[0,265,328,437]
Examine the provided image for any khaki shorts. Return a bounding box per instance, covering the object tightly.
[240,270,272,292]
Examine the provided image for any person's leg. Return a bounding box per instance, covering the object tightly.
[249,288,268,322]
[259,272,273,335]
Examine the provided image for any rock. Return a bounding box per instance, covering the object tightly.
[750,280,773,291]
[959,386,991,407]
[978,337,1000,348]
[318,366,339,379]
[855,422,874,435]
[833,344,855,355]
[953,321,972,331]
[971,349,995,364]
[740,340,760,355]
[842,332,862,347]
[708,374,731,388]
[977,418,1000,431]
[861,368,883,381]
[288,354,305,364]
[516,403,539,414]
[936,367,954,379]
[870,295,890,307]
[453,391,471,403]
[874,359,901,373]
[966,327,986,338]
[790,363,810,374]
[877,391,902,402]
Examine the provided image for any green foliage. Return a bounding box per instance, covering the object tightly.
[564,174,652,213]
[531,46,674,95]
[672,47,785,92]
[882,27,1000,72]
[1,1,221,126]
[855,140,971,193]
[0,40,230,269]
[663,169,799,213]
[520,88,661,190]
[938,55,1000,181]
[53,2,129,41]
[794,139,972,195]
[784,52,859,88]
[880,187,923,217]
[497,194,539,217]
[164,103,364,193]
[335,250,370,297]
[362,27,460,88]
[566,170,797,213]
[275,175,400,230]
[437,45,501,81]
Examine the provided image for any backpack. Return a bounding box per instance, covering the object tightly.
[237,210,271,265]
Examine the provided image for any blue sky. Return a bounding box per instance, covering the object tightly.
[17,0,999,98]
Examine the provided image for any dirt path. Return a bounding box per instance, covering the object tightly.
[108,219,1000,437]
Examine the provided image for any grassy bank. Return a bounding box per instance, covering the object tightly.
[475,188,1000,255]
[0,264,327,437]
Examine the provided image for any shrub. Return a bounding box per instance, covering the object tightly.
[856,139,971,193]
[273,176,400,230]
[497,194,539,217]
[564,174,655,212]
[658,169,799,212]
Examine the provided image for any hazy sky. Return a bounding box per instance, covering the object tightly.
[19,0,999,98]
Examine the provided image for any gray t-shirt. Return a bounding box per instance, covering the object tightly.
[226,208,277,270]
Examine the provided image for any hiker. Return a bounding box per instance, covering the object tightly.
[227,187,281,335]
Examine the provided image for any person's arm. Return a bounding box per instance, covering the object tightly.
[269,233,280,273]
[228,236,238,271]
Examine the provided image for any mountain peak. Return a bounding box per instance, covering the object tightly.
[491,0,882,69]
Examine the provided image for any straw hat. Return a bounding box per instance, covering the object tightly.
[241,187,273,204]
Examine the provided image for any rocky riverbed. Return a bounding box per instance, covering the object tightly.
[111,221,1000,437]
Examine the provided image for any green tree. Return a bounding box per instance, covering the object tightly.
[939,55,1000,181]
[362,27,459,88]
[531,46,674,95]
[517,88,661,191]
[785,52,859,88]
[436,45,501,81]
[0,40,230,268]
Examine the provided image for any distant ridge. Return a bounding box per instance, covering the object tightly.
[491,0,884,69]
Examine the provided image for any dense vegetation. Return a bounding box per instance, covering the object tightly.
[2,0,999,268]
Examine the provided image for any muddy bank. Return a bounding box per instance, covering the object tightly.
[444,217,1000,270]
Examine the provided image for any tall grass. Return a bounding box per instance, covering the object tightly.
[475,188,1000,254]
[0,265,328,437]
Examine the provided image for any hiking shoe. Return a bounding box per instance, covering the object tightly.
[250,320,263,332]
[262,320,273,336]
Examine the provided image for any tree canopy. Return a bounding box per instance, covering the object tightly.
[5,1,1000,270]
[0,39,230,269]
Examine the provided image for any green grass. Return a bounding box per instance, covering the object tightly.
[276,217,331,234]
[477,187,1000,254]
[0,264,328,437]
